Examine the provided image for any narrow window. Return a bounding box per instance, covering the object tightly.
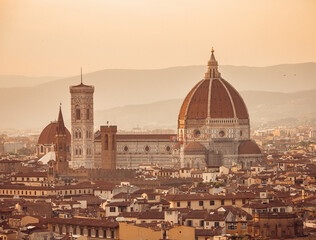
[76,109,81,120]
[105,135,108,150]
[86,109,90,120]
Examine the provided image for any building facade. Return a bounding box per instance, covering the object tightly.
[94,133,176,169]
[69,81,95,168]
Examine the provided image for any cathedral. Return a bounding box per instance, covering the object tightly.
[177,49,262,169]
[36,50,262,172]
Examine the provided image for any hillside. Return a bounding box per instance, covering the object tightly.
[0,75,59,88]
[0,63,315,130]
[95,90,316,130]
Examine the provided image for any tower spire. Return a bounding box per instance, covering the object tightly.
[205,48,220,79]
[80,67,83,85]
[57,104,66,135]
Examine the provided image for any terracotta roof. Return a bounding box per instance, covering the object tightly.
[118,212,142,218]
[184,210,209,220]
[106,201,130,207]
[46,217,118,228]
[195,228,222,237]
[38,121,71,145]
[166,192,257,201]
[138,211,164,220]
[238,140,262,155]
[178,59,249,122]
[184,142,207,154]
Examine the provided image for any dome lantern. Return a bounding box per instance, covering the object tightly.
[205,48,221,79]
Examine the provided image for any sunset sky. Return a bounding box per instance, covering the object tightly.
[0,0,315,77]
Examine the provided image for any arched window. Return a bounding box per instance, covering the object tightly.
[105,135,108,150]
[79,131,82,138]
[76,109,81,120]
[40,146,44,153]
[112,134,115,150]
[75,149,78,155]
[79,149,82,155]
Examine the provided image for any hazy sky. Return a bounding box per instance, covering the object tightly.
[0,0,315,77]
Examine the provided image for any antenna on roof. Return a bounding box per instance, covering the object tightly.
[80,67,83,84]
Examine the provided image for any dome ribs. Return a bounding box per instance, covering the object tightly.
[187,80,209,119]
[210,79,234,118]
[221,79,249,119]
[178,52,249,123]
[178,80,202,121]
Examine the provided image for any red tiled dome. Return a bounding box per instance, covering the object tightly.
[178,51,248,123]
[184,142,207,154]
[179,78,248,121]
[238,140,261,155]
[38,122,71,145]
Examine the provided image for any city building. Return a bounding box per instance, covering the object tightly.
[177,49,262,169]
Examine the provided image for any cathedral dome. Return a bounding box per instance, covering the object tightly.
[238,140,261,155]
[178,50,248,123]
[38,121,71,145]
[184,141,207,154]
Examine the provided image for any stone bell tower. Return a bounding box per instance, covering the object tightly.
[69,71,94,168]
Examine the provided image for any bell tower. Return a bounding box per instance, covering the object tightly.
[69,70,95,168]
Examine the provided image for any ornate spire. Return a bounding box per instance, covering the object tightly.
[56,104,66,135]
[205,48,221,79]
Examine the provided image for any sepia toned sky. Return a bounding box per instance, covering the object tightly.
[0,0,315,77]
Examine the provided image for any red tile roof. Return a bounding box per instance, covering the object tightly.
[46,217,118,228]
[238,140,262,155]
[184,142,207,154]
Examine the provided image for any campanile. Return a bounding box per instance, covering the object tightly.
[69,74,94,168]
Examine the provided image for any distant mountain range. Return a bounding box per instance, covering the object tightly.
[95,90,316,130]
[0,62,315,130]
[0,75,59,88]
